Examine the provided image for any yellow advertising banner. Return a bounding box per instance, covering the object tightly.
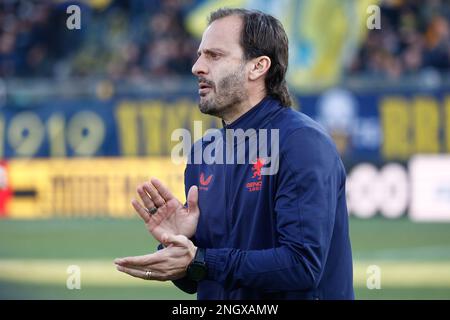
[6,158,186,219]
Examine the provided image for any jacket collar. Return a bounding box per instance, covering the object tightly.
[222,96,283,131]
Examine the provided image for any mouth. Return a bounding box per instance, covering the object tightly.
[198,82,213,96]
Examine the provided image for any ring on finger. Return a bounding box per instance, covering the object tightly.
[146,206,158,215]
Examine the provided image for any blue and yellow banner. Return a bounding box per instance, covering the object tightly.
[0,90,449,161]
[186,0,379,89]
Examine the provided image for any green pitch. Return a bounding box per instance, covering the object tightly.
[0,217,450,299]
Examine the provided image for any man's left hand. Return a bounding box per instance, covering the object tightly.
[114,234,197,281]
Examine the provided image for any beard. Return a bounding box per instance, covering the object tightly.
[198,65,248,118]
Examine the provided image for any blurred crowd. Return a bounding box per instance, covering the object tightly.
[0,0,199,80]
[347,0,450,79]
[0,0,449,81]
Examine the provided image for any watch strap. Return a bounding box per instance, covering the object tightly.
[194,247,206,264]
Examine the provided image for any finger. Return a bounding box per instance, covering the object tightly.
[151,178,175,202]
[116,265,167,281]
[131,198,152,224]
[116,265,153,280]
[116,265,144,279]
[143,181,166,207]
[137,185,156,212]
[161,233,189,247]
[114,251,164,266]
[187,185,199,213]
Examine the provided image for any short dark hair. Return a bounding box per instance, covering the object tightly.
[208,8,292,107]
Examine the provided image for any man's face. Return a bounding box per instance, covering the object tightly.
[192,15,249,118]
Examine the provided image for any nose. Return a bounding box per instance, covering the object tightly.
[192,55,208,77]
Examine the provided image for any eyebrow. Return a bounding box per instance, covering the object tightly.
[197,48,227,57]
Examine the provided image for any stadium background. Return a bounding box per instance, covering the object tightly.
[0,0,450,299]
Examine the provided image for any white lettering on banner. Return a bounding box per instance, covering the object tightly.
[410,155,450,222]
[347,163,380,218]
[347,163,409,219]
[378,164,409,219]
[347,158,450,221]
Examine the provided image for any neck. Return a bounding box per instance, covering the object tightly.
[222,91,267,125]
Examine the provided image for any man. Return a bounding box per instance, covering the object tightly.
[115,8,354,300]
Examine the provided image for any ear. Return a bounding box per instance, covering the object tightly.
[248,56,271,81]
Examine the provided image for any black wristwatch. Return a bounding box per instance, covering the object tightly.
[187,247,207,282]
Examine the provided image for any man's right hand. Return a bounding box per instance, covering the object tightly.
[132,178,199,243]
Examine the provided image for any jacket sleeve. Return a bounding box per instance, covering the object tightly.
[154,243,197,294]
[203,127,343,292]
[171,268,198,294]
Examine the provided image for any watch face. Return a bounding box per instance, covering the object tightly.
[188,263,207,281]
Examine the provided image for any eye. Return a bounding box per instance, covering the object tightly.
[209,52,220,60]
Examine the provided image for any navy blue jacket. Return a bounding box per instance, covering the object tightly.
[175,97,353,300]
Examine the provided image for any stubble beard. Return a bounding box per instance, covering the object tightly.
[198,67,248,119]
